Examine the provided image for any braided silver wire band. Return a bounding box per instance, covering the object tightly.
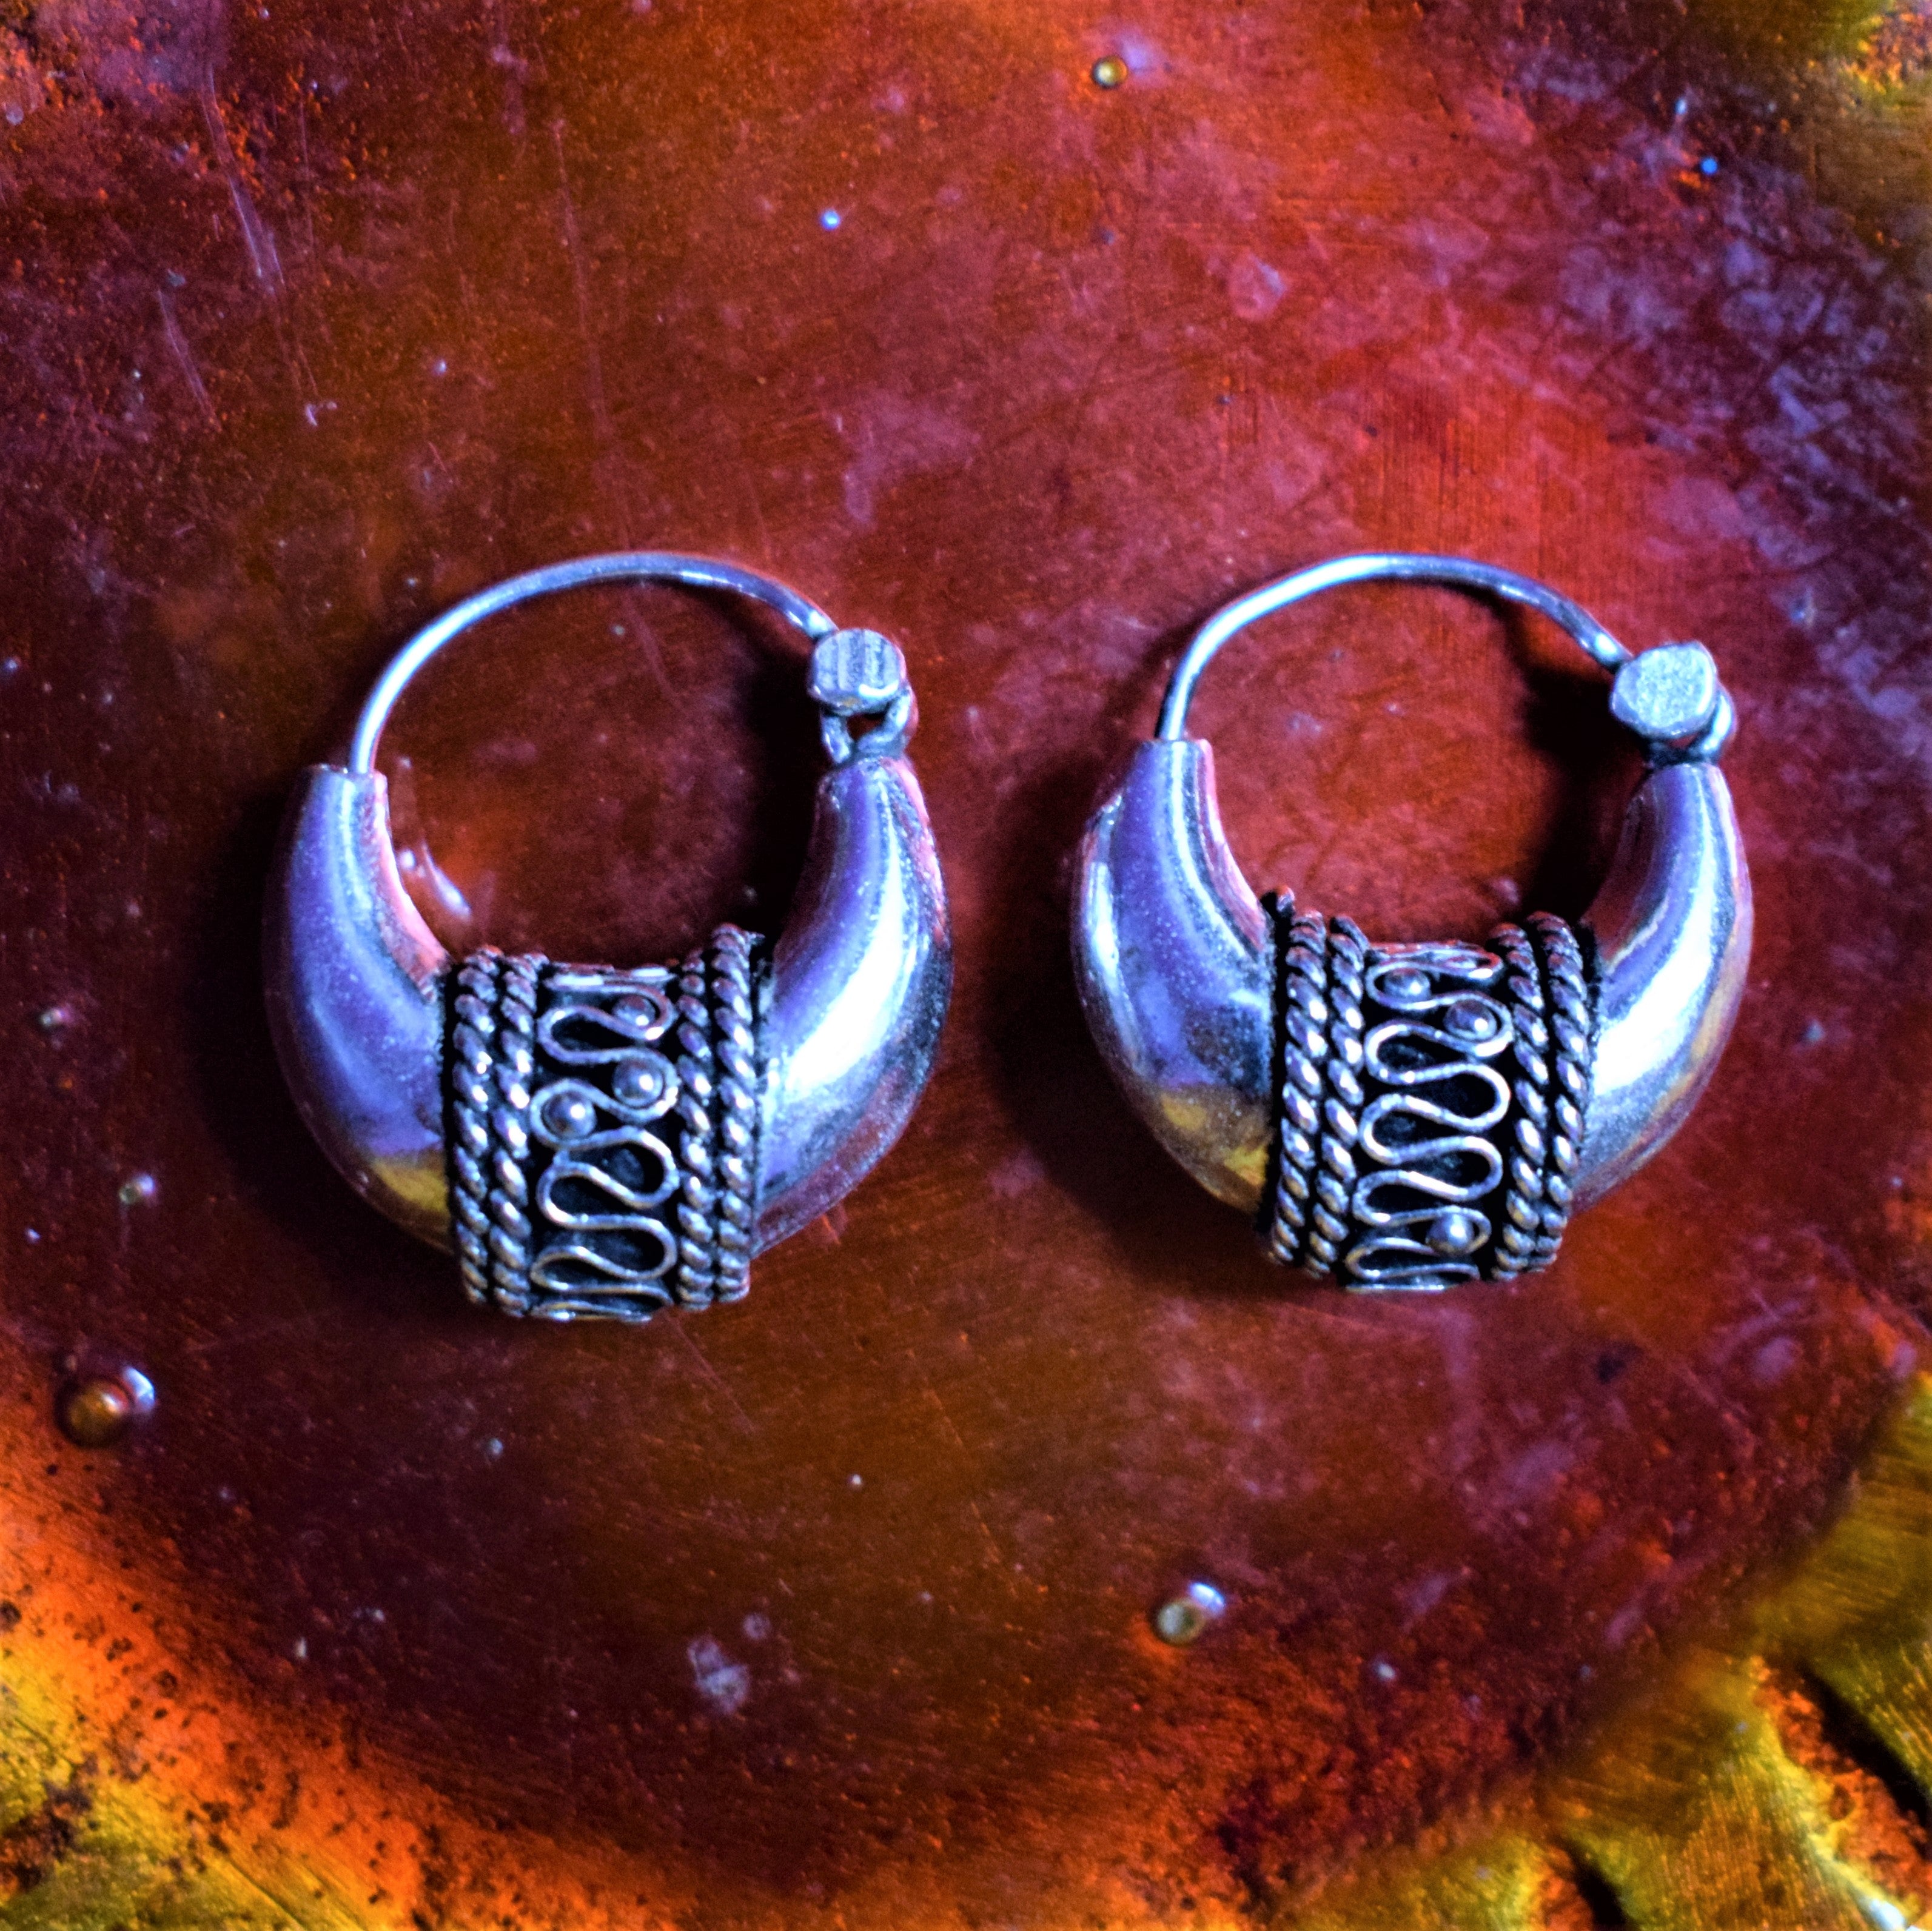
[709,926,759,1302]
[1264,906,1329,1267]
[1258,911,1594,1286]
[1489,923,1552,1279]
[443,929,765,1322]
[1528,912,1593,1268]
[449,951,501,1308]
[672,943,719,1307]
[1303,915,1367,1278]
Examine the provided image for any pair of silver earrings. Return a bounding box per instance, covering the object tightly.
[264,550,1749,1322]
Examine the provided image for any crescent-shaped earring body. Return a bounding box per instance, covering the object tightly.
[264,555,951,1322]
[1074,553,1751,1288]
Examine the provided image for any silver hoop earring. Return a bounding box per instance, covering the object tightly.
[1074,553,1751,1290]
[264,554,952,1323]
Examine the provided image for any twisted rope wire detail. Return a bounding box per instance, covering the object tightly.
[708,925,760,1302]
[1488,923,1552,1278]
[1302,915,1367,1278]
[1265,905,1329,1268]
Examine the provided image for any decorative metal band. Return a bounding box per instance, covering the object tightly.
[1528,911,1594,1268]
[443,928,766,1323]
[1489,923,1552,1279]
[1259,912,1596,1288]
[448,950,501,1309]
[1264,905,1329,1267]
[1304,914,1367,1278]
[708,926,759,1302]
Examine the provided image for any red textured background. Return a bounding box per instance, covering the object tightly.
[2,0,1930,1917]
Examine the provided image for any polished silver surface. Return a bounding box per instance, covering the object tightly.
[1079,551,1751,1282]
[1073,738,1274,1211]
[1574,760,1753,1205]
[263,765,452,1246]
[755,752,952,1248]
[267,553,951,1310]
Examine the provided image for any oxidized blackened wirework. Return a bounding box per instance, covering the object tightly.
[1074,553,1751,1289]
[265,555,951,1323]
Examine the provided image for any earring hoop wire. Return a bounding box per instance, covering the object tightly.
[1156,552,1634,743]
[347,552,839,777]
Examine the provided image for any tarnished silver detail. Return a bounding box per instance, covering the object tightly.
[1609,641,1719,751]
[1257,914,1595,1287]
[1527,912,1594,1262]
[1263,909,1328,1265]
[444,948,730,1322]
[1344,943,1512,1289]
[483,952,540,1313]
[1307,916,1368,1276]
[449,951,503,1304]
[1489,925,1552,1279]
[265,553,951,1317]
[809,628,916,765]
[708,926,759,1301]
[1075,552,1751,1288]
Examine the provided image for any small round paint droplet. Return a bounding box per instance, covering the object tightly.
[24,1229,39,1244]
[56,1368,153,1449]
[483,1436,504,1460]
[1153,1581,1226,1645]
[1699,155,1719,175]
[819,207,842,230]
[1091,54,1128,87]
[1372,1658,1400,1682]
[848,1472,863,1488]
[118,1173,157,1207]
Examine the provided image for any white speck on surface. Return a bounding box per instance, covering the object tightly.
[742,1613,771,1642]
[849,1473,863,1488]
[688,1636,751,1716]
[483,1436,505,1460]
[819,208,842,230]
[1372,1658,1399,1683]
[290,1637,307,1661]
[118,1173,157,1207]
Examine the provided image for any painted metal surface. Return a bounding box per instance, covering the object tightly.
[1,0,1930,1922]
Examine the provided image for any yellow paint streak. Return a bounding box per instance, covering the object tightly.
[1297,1380,1932,1930]
[0,1405,683,1929]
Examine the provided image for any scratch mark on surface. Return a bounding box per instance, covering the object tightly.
[551,118,615,459]
[155,289,220,431]
[200,72,284,298]
[911,1371,1015,1584]
[670,1323,759,1434]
